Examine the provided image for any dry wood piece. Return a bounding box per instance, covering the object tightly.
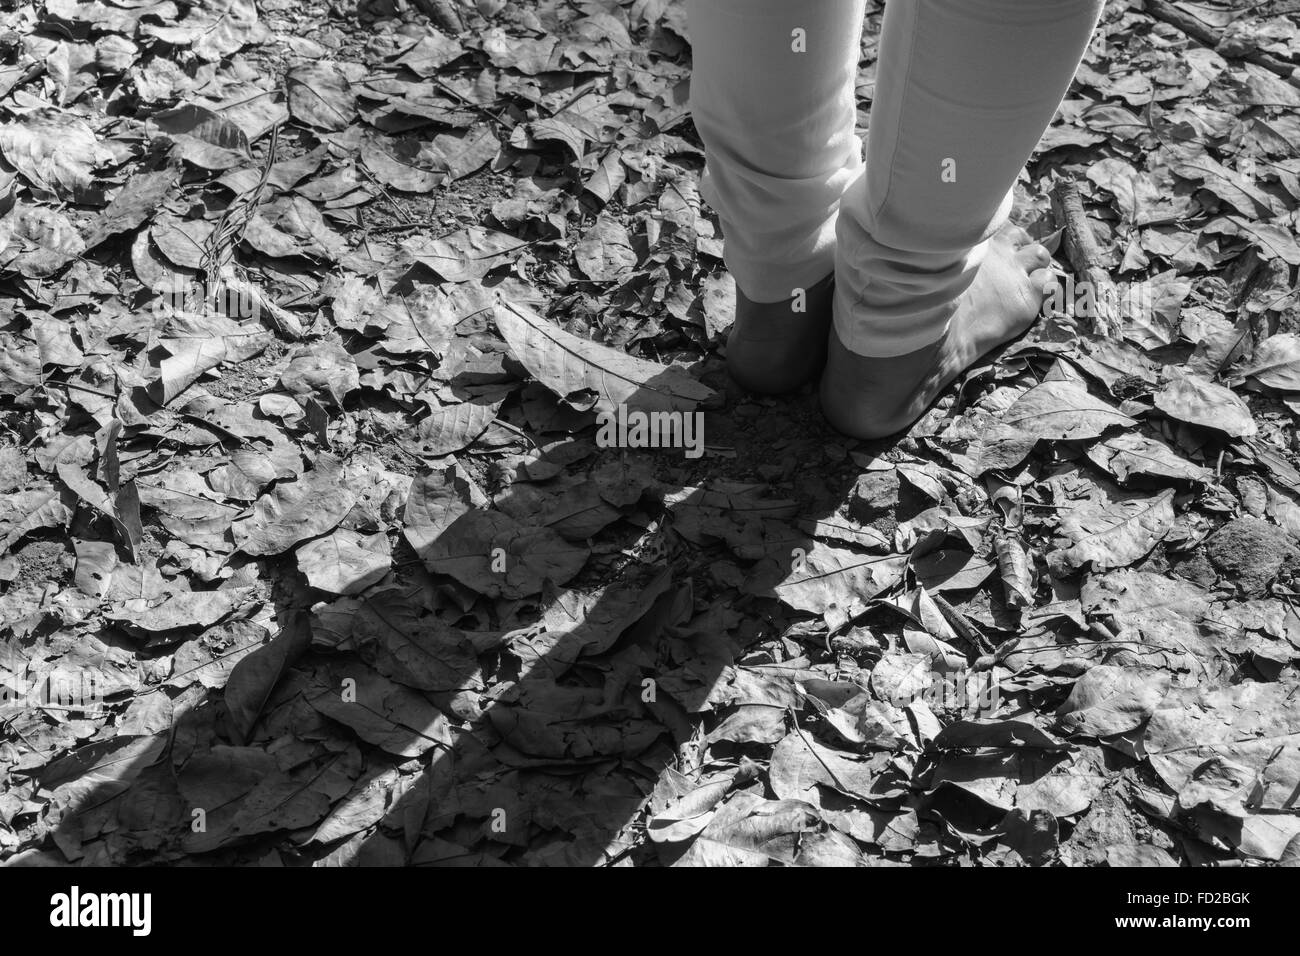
[1050,178,1123,338]
[931,593,996,657]
[414,0,466,34]
[1145,0,1300,89]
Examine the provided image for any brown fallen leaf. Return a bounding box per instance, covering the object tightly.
[150,104,251,170]
[1056,665,1171,737]
[1154,374,1257,437]
[231,453,357,556]
[1001,379,1137,440]
[574,214,637,282]
[1049,488,1176,572]
[1228,332,1300,391]
[286,61,358,131]
[416,508,589,599]
[496,299,716,414]
[1085,431,1211,483]
[306,661,452,758]
[672,791,819,867]
[408,398,501,458]
[0,111,108,201]
[296,529,392,595]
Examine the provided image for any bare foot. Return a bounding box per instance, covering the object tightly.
[819,224,1055,439]
[726,272,834,394]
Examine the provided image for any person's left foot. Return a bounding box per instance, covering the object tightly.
[819,224,1055,439]
[725,272,835,394]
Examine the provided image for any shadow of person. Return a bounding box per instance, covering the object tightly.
[297,370,884,866]
[7,353,890,868]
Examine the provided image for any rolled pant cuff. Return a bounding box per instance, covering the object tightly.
[700,154,860,305]
[832,234,993,361]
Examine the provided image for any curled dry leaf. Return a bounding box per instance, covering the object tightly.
[0,204,86,277]
[1001,380,1137,440]
[744,542,907,618]
[574,214,637,282]
[647,776,733,843]
[150,215,216,270]
[398,226,527,283]
[156,312,273,404]
[0,483,72,552]
[279,341,360,409]
[1154,374,1257,437]
[361,135,445,193]
[306,662,452,758]
[287,61,359,131]
[416,508,589,599]
[994,533,1034,607]
[409,398,501,458]
[232,453,357,556]
[1229,332,1300,391]
[107,588,256,633]
[1050,488,1176,572]
[82,164,181,251]
[0,112,108,201]
[1056,665,1172,737]
[495,300,715,414]
[150,104,252,170]
[672,791,820,866]
[297,528,392,595]
[1085,431,1211,483]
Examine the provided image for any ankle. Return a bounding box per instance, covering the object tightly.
[725,272,835,394]
[819,326,947,439]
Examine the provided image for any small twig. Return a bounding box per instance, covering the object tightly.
[366,221,427,234]
[430,78,511,129]
[1050,178,1123,338]
[931,593,995,656]
[356,163,416,224]
[789,721,856,794]
[30,704,111,716]
[200,124,282,287]
[488,416,539,449]
[230,123,281,251]
[0,713,39,751]
[40,380,118,399]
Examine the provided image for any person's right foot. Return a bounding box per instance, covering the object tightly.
[819,224,1055,439]
[725,272,835,394]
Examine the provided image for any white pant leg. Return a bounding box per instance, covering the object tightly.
[687,0,867,304]
[834,0,1106,357]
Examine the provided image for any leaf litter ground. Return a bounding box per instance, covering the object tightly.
[2,0,1300,867]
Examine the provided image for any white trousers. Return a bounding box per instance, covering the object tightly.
[687,0,1106,357]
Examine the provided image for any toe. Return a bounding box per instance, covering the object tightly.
[1015,243,1051,272]
[1028,267,1055,297]
[1001,224,1031,247]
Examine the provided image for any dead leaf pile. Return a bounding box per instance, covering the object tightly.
[2,0,1300,868]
